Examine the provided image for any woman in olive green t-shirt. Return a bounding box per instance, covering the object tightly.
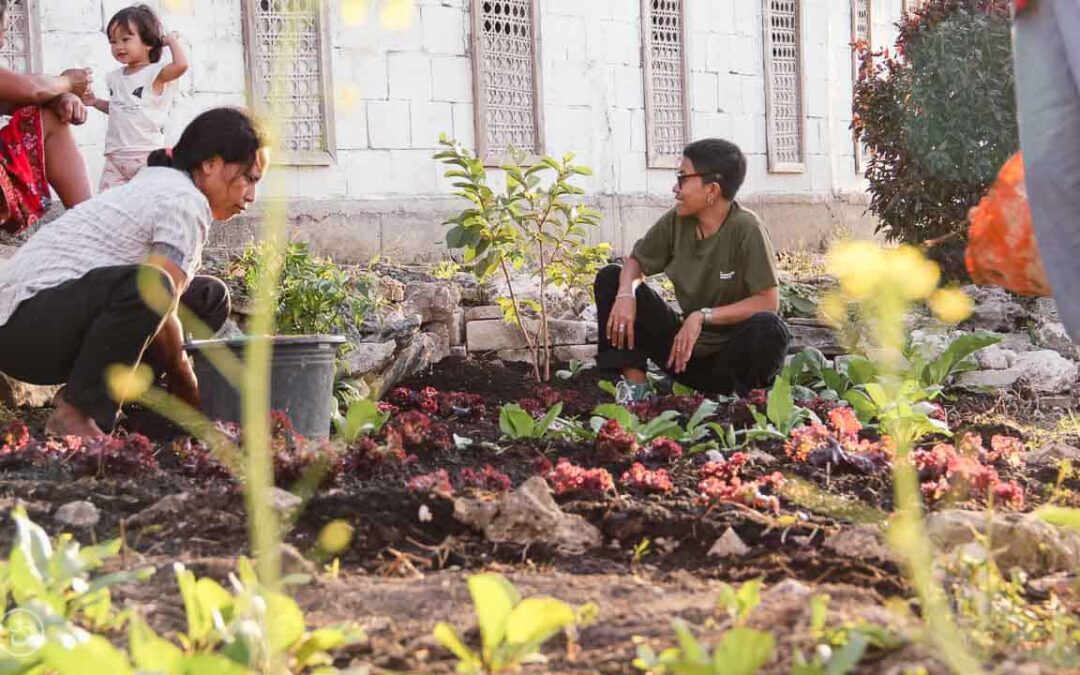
[594,138,790,399]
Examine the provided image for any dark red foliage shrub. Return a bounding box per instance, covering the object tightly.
[406,469,454,496]
[339,435,408,479]
[637,437,683,463]
[697,453,783,513]
[595,419,638,461]
[530,455,554,476]
[386,387,485,419]
[629,394,705,421]
[384,410,450,453]
[171,438,234,480]
[70,434,158,477]
[913,432,1025,509]
[548,458,614,496]
[620,462,673,493]
[459,464,512,492]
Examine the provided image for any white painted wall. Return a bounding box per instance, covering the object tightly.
[34,0,907,258]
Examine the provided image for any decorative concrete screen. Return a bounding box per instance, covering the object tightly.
[641,0,690,169]
[470,0,543,165]
[0,0,37,73]
[763,0,804,173]
[241,0,335,165]
[852,0,871,171]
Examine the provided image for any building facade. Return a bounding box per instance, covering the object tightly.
[12,0,906,261]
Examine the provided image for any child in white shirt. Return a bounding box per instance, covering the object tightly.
[85,4,188,191]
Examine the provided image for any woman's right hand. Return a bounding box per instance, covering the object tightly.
[61,68,93,97]
[606,295,637,350]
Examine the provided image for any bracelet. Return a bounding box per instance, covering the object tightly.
[616,292,635,299]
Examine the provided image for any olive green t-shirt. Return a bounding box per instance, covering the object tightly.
[630,203,778,355]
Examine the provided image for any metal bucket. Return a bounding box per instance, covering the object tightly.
[184,335,346,438]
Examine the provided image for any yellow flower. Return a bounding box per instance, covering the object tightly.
[341,0,368,26]
[106,364,155,402]
[818,291,850,327]
[887,245,940,300]
[928,288,973,324]
[318,520,355,554]
[826,240,884,299]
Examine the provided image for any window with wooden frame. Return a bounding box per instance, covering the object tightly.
[763,0,804,172]
[641,0,690,169]
[241,0,336,165]
[851,0,871,172]
[470,0,543,165]
[0,0,40,73]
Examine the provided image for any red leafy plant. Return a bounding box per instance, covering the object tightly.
[170,437,234,481]
[70,434,159,477]
[620,462,673,494]
[628,393,705,422]
[784,407,892,474]
[547,458,615,497]
[387,386,486,419]
[636,437,683,463]
[406,469,454,497]
[459,464,512,492]
[384,410,451,454]
[595,419,639,461]
[697,452,785,514]
[914,432,1025,509]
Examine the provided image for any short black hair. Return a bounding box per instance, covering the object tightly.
[147,107,267,177]
[681,138,747,201]
[107,4,165,63]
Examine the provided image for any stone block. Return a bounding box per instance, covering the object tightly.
[431,56,473,103]
[367,101,412,149]
[403,282,461,324]
[467,319,590,352]
[422,323,452,364]
[464,305,502,322]
[388,52,433,101]
[956,369,1023,389]
[450,346,468,359]
[450,309,465,347]
[421,4,467,55]
[496,344,597,365]
[410,101,454,149]
[786,318,843,356]
[450,102,475,148]
[343,340,397,377]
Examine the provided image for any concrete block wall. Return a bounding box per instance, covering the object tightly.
[35,0,906,261]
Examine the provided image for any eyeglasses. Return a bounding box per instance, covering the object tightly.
[674,172,719,188]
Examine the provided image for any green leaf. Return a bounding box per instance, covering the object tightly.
[504,596,576,645]
[535,402,564,437]
[293,627,357,668]
[598,380,618,398]
[263,590,306,655]
[176,652,251,675]
[845,357,877,386]
[433,623,481,672]
[687,399,719,432]
[766,376,795,430]
[825,631,869,675]
[921,331,1000,387]
[12,508,52,583]
[592,404,637,430]
[672,381,697,397]
[499,404,536,440]
[39,634,133,675]
[340,399,389,442]
[711,627,775,675]
[129,614,183,674]
[1034,505,1080,533]
[467,573,519,654]
[670,619,707,664]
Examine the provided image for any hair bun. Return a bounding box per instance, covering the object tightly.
[146,148,173,168]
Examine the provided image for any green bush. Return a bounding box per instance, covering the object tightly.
[853,0,1016,245]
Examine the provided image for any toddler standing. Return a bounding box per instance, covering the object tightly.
[85,5,187,191]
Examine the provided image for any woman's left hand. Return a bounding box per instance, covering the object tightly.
[666,312,703,374]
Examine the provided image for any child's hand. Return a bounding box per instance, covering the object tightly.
[164,31,181,46]
[80,87,96,107]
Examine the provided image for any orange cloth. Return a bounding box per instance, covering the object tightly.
[965,152,1052,297]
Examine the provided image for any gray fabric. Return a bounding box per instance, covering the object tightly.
[1013,0,1080,342]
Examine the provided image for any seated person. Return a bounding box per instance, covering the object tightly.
[595,138,790,401]
[0,107,267,437]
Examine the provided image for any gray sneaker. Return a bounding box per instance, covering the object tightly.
[614,377,655,405]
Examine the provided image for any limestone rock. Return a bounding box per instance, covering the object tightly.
[962,286,1030,332]
[974,344,1017,371]
[1033,319,1079,361]
[463,305,502,322]
[0,374,59,409]
[955,369,1023,389]
[453,476,601,555]
[1013,350,1078,393]
[421,323,452,364]
[343,340,397,377]
[926,510,1080,576]
[360,312,422,343]
[376,277,405,303]
[403,282,461,325]
[1024,442,1080,468]
[496,344,598,365]
[54,501,100,530]
[823,525,895,564]
[128,493,191,526]
[707,527,750,558]
[450,309,465,347]
[786,318,843,356]
[368,333,440,399]
[909,329,960,362]
[466,318,589,352]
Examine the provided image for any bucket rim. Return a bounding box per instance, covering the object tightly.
[184,334,347,352]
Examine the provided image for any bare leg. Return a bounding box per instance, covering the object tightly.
[40,106,91,208]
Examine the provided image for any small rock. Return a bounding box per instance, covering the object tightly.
[422,323,452,364]
[1033,319,1079,361]
[823,525,896,564]
[974,344,1017,371]
[403,282,461,325]
[269,488,303,520]
[450,346,467,359]
[376,277,405,303]
[786,318,843,356]
[746,449,779,467]
[343,340,397,377]
[450,309,465,347]
[463,305,503,322]
[453,476,601,555]
[1024,442,1080,468]
[54,501,100,529]
[0,374,59,409]
[926,510,1080,576]
[707,527,750,558]
[955,369,1023,389]
[962,286,1030,332]
[1013,350,1079,393]
[128,492,191,526]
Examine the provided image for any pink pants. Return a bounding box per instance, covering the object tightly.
[99,151,151,192]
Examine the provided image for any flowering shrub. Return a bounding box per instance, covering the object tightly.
[620,463,674,494]
[547,458,615,497]
[595,419,639,461]
[459,464,512,492]
[636,437,683,463]
[406,469,454,497]
[914,433,1025,509]
[697,453,784,514]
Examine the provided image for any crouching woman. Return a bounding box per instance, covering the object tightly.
[595,138,790,400]
[0,107,267,437]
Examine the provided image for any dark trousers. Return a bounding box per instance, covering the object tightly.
[594,264,790,396]
[0,265,230,430]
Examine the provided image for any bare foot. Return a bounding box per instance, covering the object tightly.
[45,398,104,438]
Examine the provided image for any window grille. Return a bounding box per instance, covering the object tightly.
[852,0,871,172]
[470,0,543,164]
[642,0,690,169]
[241,0,336,165]
[763,0,804,172]
[0,0,38,73]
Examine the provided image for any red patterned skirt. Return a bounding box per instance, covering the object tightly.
[0,107,49,236]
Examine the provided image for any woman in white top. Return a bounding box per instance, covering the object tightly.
[84,4,188,191]
[0,107,267,437]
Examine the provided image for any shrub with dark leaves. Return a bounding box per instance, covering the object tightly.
[70,434,158,477]
[548,458,615,497]
[636,437,683,463]
[595,419,639,461]
[697,454,784,514]
[620,463,673,493]
[406,469,454,497]
[459,464,512,492]
[170,438,234,481]
[914,432,1025,509]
